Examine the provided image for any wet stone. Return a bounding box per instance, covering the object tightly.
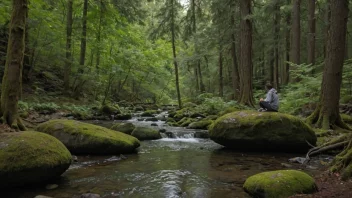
[45,184,58,190]
[81,193,101,198]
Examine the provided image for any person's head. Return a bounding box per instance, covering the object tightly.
[265,83,273,91]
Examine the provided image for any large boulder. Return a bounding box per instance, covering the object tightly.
[209,111,317,152]
[243,170,317,198]
[36,119,140,154]
[110,123,135,135]
[131,127,162,140]
[0,132,72,187]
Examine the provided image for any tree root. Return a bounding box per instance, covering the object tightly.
[305,134,351,161]
[306,141,349,160]
[0,116,27,131]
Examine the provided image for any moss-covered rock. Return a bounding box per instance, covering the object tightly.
[36,119,140,154]
[141,110,158,117]
[209,111,317,152]
[145,117,158,122]
[188,120,213,130]
[134,106,144,112]
[100,104,120,115]
[341,114,352,124]
[0,132,72,187]
[131,127,162,140]
[205,115,218,121]
[177,117,196,127]
[183,102,197,108]
[243,170,317,198]
[111,123,136,135]
[166,117,176,123]
[115,114,132,120]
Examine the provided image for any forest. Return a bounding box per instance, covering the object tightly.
[1,0,352,197]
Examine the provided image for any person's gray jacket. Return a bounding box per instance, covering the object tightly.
[264,88,279,111]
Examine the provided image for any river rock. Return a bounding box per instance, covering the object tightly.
[34,196,53,198]
[243,170,317,198]
[0,132,72,187]
[110,123,135,135]
[188,120,213,130]
[131,127,162,140]
[36,119,140,154]
[194,131,209,139]
[81,193,101,198]
[115,114,132,120]
[209,111,317,152]
[159,129,167,133]
[146,117,158,122]
[45,184,58,190]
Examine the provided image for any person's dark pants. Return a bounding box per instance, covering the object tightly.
[259,101,278,112]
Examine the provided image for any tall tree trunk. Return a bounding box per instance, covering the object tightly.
[290,0,301,65]
[307,0,316,66]
[171,0,182,108]
[273,2,280,89]
[79,0,88,70]
[194,67,199,93]
[96,0,103,71]
[239,0,254,106]
[0,0,28,130]
[324,0,331,58]
[64,0,73,92]
[219,43,223,97]
[307,0,349,130]
[285,0,291,84]
[191,0,204,94]
[231,6,240,100]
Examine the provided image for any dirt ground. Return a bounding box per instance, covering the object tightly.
[291,170,352,198]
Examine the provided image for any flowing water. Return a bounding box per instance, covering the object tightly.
[5,114,329,198]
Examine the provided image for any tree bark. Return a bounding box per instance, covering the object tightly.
[307,0,316,66]
[273,2,280,89]
[79,0,88,70]
[290,0,301,65]
[307,0,349,130]
[324,0,331,58]
[0,0,28,130]
[231,6,240,100]
[239,0,254,106]
[219,43,223,97]
[285,0,291,84]
[64,0,73,92]
[96,0,103,71]
[171,0,182,108]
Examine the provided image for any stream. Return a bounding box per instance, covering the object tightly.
[5,113,330,198]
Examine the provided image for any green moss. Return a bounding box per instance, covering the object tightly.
[0,131,72,172]
[115,114,132,120]
[100,104,120,115]
[177,117,196,127]
[141,110,158,117]
[218,107,239,117]
[243,170,317,198]
[341,114,352,124]
[131,127,162,140]
[36,119,140,154]
[166,117,176,123]
[209,110,317,152]
[111,123,135,135]
[134,106,144,111]
[188,120,213,129]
